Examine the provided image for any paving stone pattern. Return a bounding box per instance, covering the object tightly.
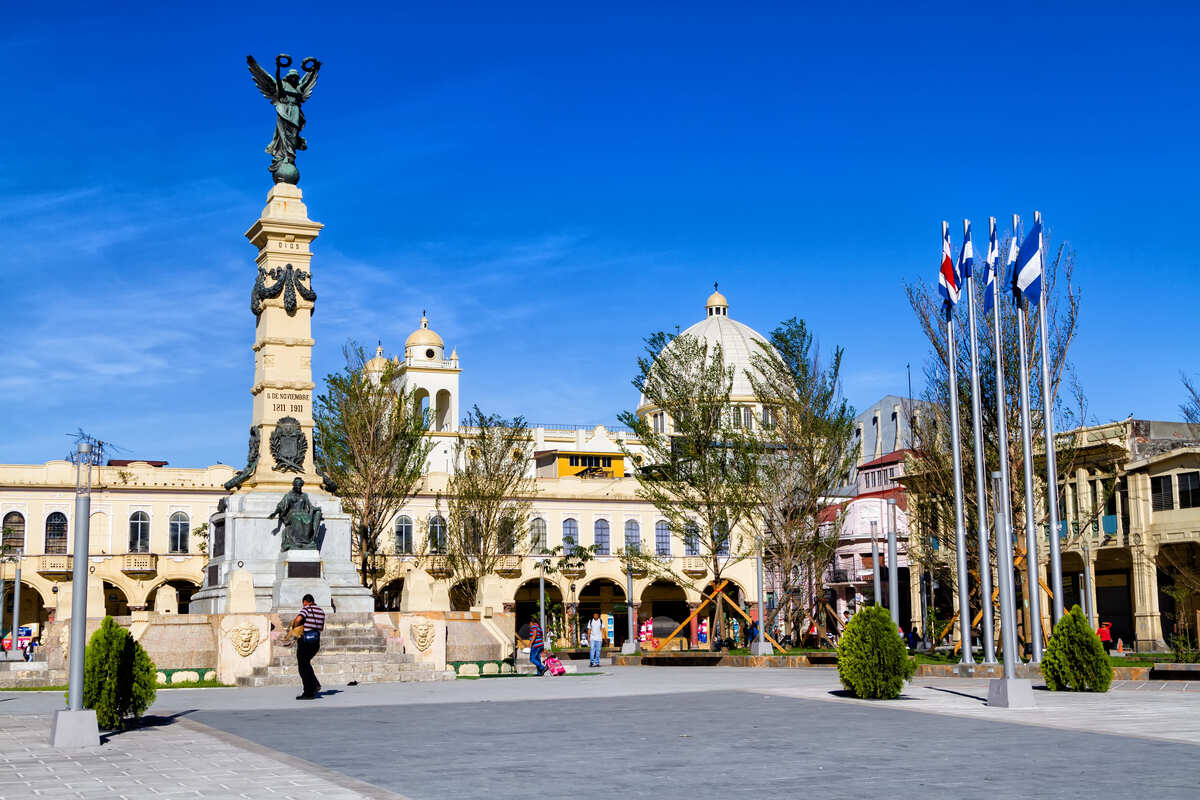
[0,713,390,800]
[191,688,1200,799]
[4,667,1200,799]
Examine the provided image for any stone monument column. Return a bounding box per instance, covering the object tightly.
[243,182,323,492]
[190,53,371,615]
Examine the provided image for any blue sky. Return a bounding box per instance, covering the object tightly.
[2,3,1198,466]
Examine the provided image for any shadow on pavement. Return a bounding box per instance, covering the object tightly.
[827,689,917,701]
[925,685,987,703]
[100,709,196,743]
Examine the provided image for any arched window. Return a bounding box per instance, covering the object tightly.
[129,511,150,553]
[168,512,190,554]
[684,521,700,556]
[624,520,640,553]
[429,515,447,554]
[562,518,578,553]
[2,512,25,552]
[593,519,610,555]
[655,521,671,556]
[395,515,413,554]
[45,512,68,555]
[530,518,547,553]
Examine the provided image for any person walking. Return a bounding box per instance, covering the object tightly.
[291,593,325,699]
[587,612,604,667]
[528,616,547,676]
[1098,621,1113,654]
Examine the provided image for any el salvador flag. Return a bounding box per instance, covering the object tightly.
[983,218,999,313]
[938,221,959,308]
[1014,214,1044,304]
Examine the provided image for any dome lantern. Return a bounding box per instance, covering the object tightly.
[706,282,729,317]
[405,312,446,361]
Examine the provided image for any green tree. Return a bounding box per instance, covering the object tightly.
[435,406,538,607]
[73,616,157,730]
[746,317,858,639]
[836,605,915,699]
[619,330,758,640]
[314,343,434,598]
[1042,604,1112,692]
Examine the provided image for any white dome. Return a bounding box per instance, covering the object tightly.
[638,290,774,411]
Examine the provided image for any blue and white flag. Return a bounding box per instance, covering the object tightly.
[958,219,974,279]
[1014,213,1044,304]
[1006,219,1019,297]
[983,217,999,312]
[938,221,959,308]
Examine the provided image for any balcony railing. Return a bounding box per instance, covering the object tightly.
[682,557,708,577]
[423,555,453,578]
[828,569,852,584]
[36,555,73,579]
[121,553,158,576]
[494,555,523,575]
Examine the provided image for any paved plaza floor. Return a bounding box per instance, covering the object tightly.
[2,667,1199,799]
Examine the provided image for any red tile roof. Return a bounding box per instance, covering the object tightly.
[857,449,913,470]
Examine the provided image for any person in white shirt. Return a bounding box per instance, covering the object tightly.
[587,612,605,667]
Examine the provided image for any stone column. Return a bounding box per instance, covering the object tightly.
[687,602,700,646]
[1130,536,1165,651]
[1084,546,1098,628]
[241,183,324,493]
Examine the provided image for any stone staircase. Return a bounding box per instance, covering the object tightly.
[236,613,454,688]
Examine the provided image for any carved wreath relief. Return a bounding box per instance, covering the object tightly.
[251,264,317,318]
[228,624,262,657]
[270,417,308,473]
[410,621,435,653]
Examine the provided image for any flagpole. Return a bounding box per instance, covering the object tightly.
[942,219,974,664]
[963,219,996,663]
[1013,215,1044,662]
[1035,210,1065,625]
[990,216,1016,660]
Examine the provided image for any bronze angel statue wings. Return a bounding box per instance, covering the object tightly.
[246,54,322,184]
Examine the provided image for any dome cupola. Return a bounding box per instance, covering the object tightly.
[405,313,445,361]
[706,282,729,317]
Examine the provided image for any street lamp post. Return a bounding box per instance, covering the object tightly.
[622,555,637,655]
[8,558,21,662]
[870,520,881,606]
[51,441,100,747]
[988,471,1035,708]
[887,499,899,627]
[751,548,773,655]
[538,559,546,644]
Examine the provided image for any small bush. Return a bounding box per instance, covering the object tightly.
[65,617,158,729]
[836,606,915,699]
[1042,605,1113,692]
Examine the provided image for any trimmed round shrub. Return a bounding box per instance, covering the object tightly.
[1042,604,1112,692]
[66,616,158,729]
[836,606,915,699]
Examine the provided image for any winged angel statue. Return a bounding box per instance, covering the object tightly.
[246,54,322,184]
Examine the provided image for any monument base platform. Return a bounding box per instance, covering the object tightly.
[190,490,372,615]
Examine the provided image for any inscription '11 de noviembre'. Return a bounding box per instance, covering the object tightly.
[266,390,309,415]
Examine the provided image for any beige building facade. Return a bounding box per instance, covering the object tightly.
[1,292,772,648]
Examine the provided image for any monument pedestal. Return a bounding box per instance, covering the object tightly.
[190,490,372,615]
